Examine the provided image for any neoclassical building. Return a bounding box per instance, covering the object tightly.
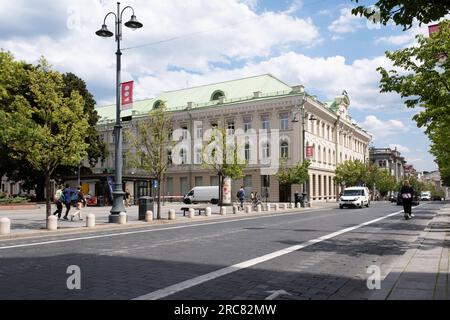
[369,147,406,182]
[88,74,371,203]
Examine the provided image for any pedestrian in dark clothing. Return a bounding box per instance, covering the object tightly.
[62,184,74,220]
[294,191,300,207]
[400,180,414,220]
[237,186,246,210]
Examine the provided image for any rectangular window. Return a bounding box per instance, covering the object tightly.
[181,126,188,140]
[195,148,202,164]
[180,177,189,196]
[166,177,173,196]
[261,175,270,199]
[245,140,251,162]
[244,175,252,193]
[280,113,289,131]
[244,118,252,132]
[227,121,235,135]
[261,115,270,131]
[196,126,203,140]
[210,176,219,186]
[195,176,203,187]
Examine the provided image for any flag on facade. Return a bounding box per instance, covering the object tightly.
[121,81,134,110]
[306,146,314,159]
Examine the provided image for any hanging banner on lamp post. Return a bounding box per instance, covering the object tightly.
[121,81,134,110]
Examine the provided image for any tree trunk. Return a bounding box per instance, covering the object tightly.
[45,173,51,227]
[219,174,223,209]
[36,176,45,202]
[157,179,161,220]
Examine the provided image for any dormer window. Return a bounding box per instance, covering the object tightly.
[211,90,225,101]
[153,100,163,109]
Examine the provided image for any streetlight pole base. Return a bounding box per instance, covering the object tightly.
[109,190,126,223]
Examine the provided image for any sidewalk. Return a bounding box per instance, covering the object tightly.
[0,201,338,240]
[370,204,450,300]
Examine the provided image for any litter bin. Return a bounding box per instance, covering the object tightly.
[98,196,105,207]
[139,197,154,221]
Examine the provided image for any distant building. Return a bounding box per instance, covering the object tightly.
[369,147,406,182]
[404,164,418,178]
[420,170,450,199]
[82,74,372,203]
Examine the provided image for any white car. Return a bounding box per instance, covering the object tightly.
[420,191,431,201]
[339,187,371,209]
[183,186,219,204]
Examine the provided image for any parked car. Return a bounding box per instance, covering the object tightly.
[397,192,420,206]
[339,187,371,209]
[420,191,431,201]
[183,186,219,204]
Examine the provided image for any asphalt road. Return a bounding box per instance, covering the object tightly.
[0,201,443,300]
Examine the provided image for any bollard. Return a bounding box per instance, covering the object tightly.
[206,207,212,217]
[281,203,286,210]
[86,214,95,228]
[267,204,272,212]
[0,217,11,235]
[169,209,176,220]
[220,207,227,216]
[246,205,252,214]
[290,203,295,209]
[296,203,302,209]
[274,204,279,211]
[189,208,195,218]
[145,211,154,222]
[233,205,239,214]
[47,215,58,231]
[256,204,262,213]
[118,212,127,225]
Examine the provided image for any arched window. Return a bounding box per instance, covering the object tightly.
[318,146,322,162]
[280,140,289,159]
[313,144,316,161]
[167,149,173,165]
[328,150,331,164]
[211,90,225,101]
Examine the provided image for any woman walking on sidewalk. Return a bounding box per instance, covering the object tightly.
[400,180,415,220]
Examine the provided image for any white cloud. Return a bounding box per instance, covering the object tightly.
[389,144,410,154]
[328,7,364,34]
[284,0,303,15]
[375,23,429,46]
[362,115,409,140]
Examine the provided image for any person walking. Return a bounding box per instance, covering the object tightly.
[125,188,131,207]
[52,185,64,219]
[62,184,74,220]
[237,186,245,210]
[400,180,415,220]
[71,187,86,221]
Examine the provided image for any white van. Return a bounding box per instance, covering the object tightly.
[183,186,219,204]
[420,191,431,201]
[339,187,370,209]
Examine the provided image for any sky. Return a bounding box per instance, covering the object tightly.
[0,0,440,172]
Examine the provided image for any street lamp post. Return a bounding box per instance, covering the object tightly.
[96,2,143,223]
[292,96,316,207]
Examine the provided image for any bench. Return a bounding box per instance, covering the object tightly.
[181,207,208,216]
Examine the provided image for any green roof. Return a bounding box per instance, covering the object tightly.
[96,74,294,123]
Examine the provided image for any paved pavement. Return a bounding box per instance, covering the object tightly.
[0,201,447,300]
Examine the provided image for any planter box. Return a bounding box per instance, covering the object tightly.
[0,203,38,210]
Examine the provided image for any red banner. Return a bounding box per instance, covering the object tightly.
[121,81,134,110]
[306,146,314,159]
[428,24,440,36]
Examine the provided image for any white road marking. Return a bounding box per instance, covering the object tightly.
[265,290,292,300]
[0,208,332,250]
[133,208,415,300]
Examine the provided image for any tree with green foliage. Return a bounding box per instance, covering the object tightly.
[377,20,450,186]
[334,160,367,187]
[0,52,107,199]
[351,0,450,30]
[375,170,397,198]
[203,126,246,208]
[126,103,173,220]
[277,160,310,186]
[0,57,90,222]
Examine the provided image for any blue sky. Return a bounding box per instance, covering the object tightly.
[0,0,439,171]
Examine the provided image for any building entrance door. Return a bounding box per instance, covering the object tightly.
[279,184,291,202]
